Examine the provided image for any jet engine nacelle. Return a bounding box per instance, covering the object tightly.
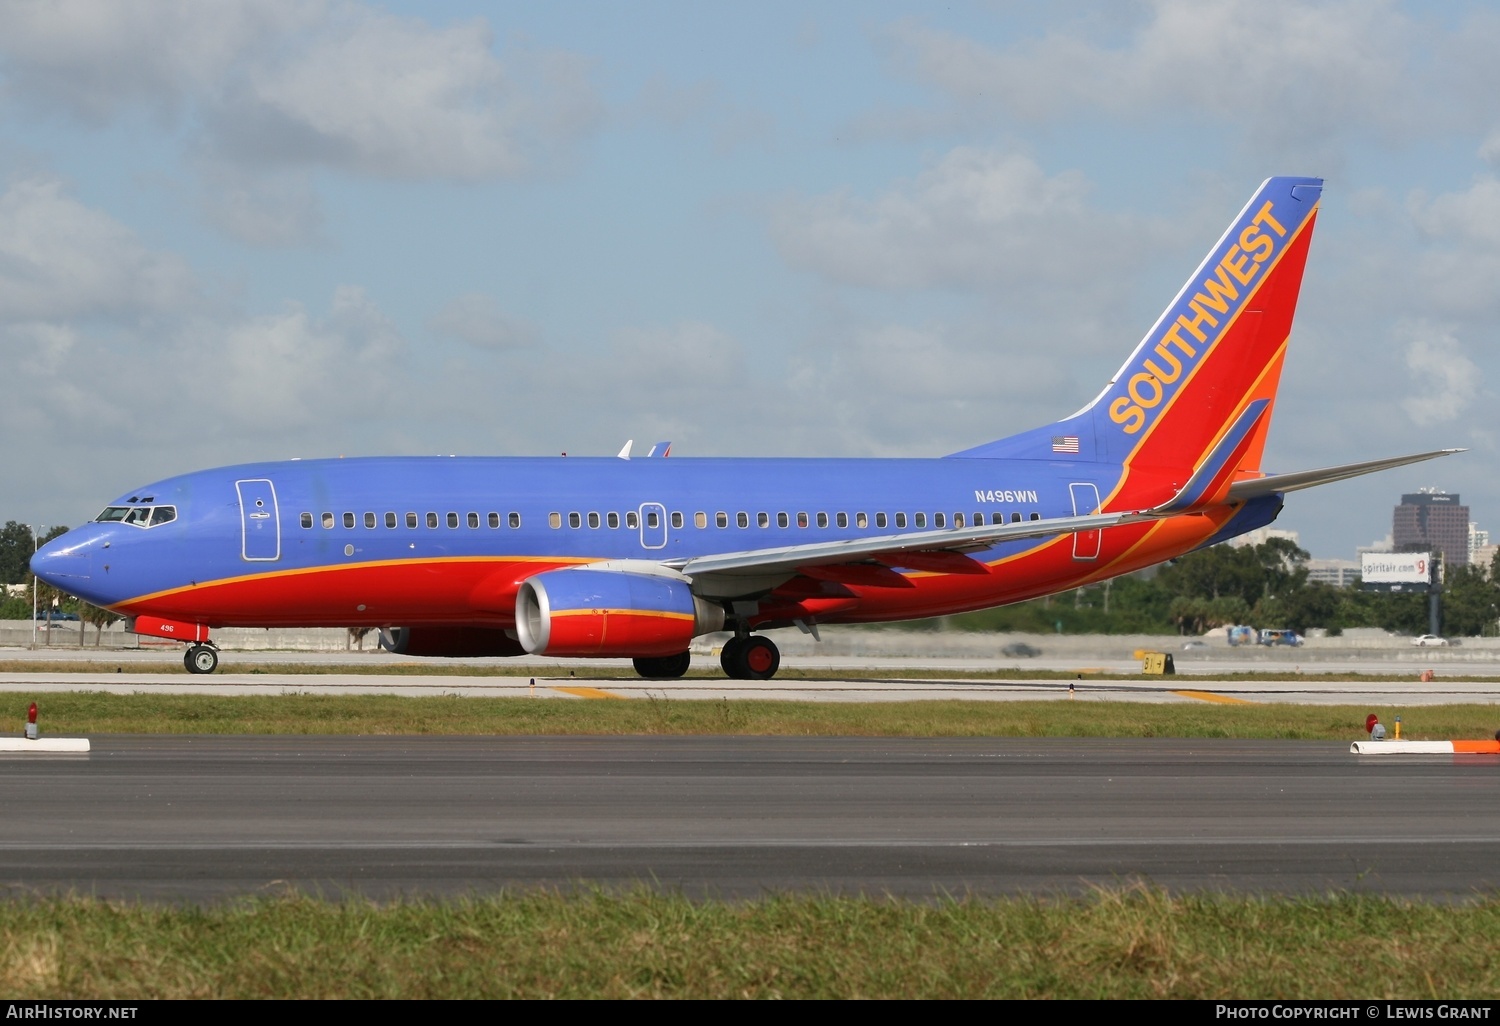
[381,626,527,658]
[515,568,724,657]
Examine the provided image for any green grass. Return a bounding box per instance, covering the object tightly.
[5,889,1499,998]
[12,691,1500,739]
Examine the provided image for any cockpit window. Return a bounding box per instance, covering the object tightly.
[95,504,177,528]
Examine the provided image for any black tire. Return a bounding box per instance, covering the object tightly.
[633,651,691,679]
[185,645,218,674]
[719,637,745,677]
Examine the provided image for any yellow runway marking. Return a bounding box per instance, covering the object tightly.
[1173,690,1255,705]
[552,686,627,700]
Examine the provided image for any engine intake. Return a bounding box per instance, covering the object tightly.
[515,569,724,657]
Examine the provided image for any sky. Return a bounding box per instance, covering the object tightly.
[0,0,1496,559]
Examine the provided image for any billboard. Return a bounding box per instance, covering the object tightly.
[1360,552,1434,591]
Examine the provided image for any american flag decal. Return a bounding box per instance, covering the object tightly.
[1051,436,1080,453]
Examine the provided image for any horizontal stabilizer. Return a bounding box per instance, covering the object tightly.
[1225,449,1463,500]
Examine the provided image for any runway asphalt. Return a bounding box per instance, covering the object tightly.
[3,735,1498,902]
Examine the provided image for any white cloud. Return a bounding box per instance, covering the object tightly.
[197,166,324,247]
[0,1,605,242]
[428,293,537,351]
[0,0,311,123]
[882,0,1421,155]
[1397,321,1480,427]
[0,176,196,322]
[772,148,1154,297]
[211,10,602,180]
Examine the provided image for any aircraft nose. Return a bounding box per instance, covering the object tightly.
[30,532,93,586]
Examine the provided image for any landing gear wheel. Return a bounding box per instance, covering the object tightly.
[633,651,692,679]
[184,645,218,675]
[722,636,780,680]
[740,636,779,680]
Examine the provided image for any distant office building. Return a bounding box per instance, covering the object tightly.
[1470,523,1491,565]
[1393,489,1469,567]
[1473,544,1498,575]
[1306,558,1361,588]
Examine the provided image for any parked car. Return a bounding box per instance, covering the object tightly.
[1001,642,1041,658]
[1258,629,1303,647]
[1411,634,1449,647]
[34,610,80,622]
[1182,640,1208,650]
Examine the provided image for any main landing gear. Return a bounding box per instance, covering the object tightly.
[720,635,780,680]
[184,644,219,674]
[632,651,692,679]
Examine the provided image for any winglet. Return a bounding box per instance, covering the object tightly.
[616,440,633,460]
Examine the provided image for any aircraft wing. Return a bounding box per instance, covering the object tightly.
[667,507,1162,590]
[1225,449,1462,500]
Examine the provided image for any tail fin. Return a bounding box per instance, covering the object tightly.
[951,175,1322,476]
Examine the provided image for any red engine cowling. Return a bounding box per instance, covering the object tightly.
[515,569,724,657]
[380,626,527,658]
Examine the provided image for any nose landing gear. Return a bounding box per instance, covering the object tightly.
[184,644,219,674]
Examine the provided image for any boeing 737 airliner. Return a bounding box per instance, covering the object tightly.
[31,176,1456,678]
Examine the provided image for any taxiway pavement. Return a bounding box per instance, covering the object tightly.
[2,736,1497,902]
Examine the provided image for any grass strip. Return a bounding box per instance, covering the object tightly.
[4,889,1499,999]
[11,692,1500,739]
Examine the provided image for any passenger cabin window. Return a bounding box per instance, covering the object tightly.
[953,513,964,528]
[447,512,460,528]
[588,512,600,529]
[816,513,828,528]
[895,513,907,528]
[1011,513,1022,523]
[549,512,562,529]
[758,512,769,528]
[991,513,1003,525]
[385,512,397,529]
[875,513,887,529]
[364,512,376,529]
[300,513,313,529]
[797,512,809,528]
[695,512,707,529]
[407,512,418,528]
[568,512,581,529]
[343,513,356,529]
[737,512,749,528]
[626,511,638,529]
[488,513,500,528]
[836,512,848,528]
[1030,512,1042,521]
[468,513,480,529]
[914,513,927,528]
[716,512,728,528]
[427,512,439,528]
[778,512,789,528]
[646,511,660,529]
[607,512,618,529]
[856,513,868,528]
[670,512,683,529]
[935,513,946,528]
[323,513,335,529]
[510,513,522,528]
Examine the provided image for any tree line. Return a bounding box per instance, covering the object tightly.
[907,538,1500,637]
